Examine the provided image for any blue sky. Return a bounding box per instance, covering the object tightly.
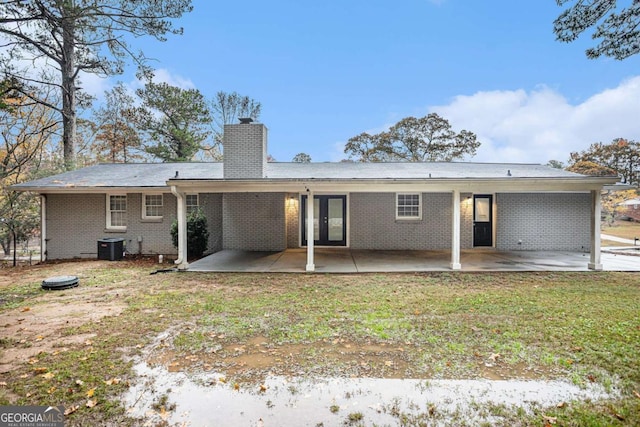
[86,0,640,164]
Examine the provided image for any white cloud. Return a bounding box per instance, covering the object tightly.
[77,71,111,100]
[430,76,640,164]
[83,67,195,106]
[149,68,195,89]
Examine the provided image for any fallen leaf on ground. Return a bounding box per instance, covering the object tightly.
[633,390,640,399]
[64,405,79,416]
[557,402,566,408]
[159,407,169,420]
[86,399,97,408]
[234,383,240,391]
[76,379,84,386]
[21,307,30,312]
[104,378,121,386]
[489,353,501,361]
[42,372,55,380]
[33,367,48,374]
[384,360,393,367]
[543,415,557,425]
[86,388,95,398]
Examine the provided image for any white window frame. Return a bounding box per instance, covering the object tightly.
[106,194,127,230]
[142,193,163,220]
[186,193,199,215]
[396,193,422,220]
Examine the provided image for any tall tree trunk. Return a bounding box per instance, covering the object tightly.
[11,229,16,267]
[1,238,9,256]
[61,15,77,171]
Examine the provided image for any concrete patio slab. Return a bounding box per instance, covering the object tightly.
[187,248,640,273]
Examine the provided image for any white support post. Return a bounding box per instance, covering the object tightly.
[306,190,315,272]
[40,195,47,262]
[171,186,189,270]
[588,189,603,271]
[450,189,462,270]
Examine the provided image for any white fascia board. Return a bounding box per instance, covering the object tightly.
[14,186,169,194]
[15,176,619,194]
[167,177,618,193]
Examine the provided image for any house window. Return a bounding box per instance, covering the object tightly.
[143,194,163,219]
[186,194,199,215]
[107,195,127,230]
[396,193,422,220]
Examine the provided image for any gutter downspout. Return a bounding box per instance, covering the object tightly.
[171,185,189,270]
[40,195,47,262]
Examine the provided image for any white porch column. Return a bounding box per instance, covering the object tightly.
[306,190,315,272]
[40,195,47,262]
[450,189,462,270]
[588,189,603,271]
[171,186,189,270]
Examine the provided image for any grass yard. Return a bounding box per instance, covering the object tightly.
[602,221,640,241]
[0,260,638,426]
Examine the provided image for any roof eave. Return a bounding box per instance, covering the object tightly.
[167,176,620,193]
[10,185,169,194]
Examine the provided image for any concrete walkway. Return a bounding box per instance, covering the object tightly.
[188,248,640,273]
[601,233,639,245]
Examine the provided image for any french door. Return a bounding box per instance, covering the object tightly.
[301,195,346,246]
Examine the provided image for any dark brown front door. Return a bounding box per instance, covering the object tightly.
[473,195,493,247]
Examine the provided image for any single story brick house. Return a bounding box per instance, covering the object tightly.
[14,122,619,271]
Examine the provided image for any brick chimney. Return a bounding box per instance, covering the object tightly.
[223,120,268,179]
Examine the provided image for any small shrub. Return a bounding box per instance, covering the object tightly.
[171,208,209,258]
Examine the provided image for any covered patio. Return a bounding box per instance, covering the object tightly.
[187,248,640,273]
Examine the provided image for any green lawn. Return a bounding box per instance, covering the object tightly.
[602,221,640,241]
[0,262,638,426]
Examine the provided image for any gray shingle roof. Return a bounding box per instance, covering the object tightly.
[12,161,603,191]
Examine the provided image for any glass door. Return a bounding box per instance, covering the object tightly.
[301,195,346,246]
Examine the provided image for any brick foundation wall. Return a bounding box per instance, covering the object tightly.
[285,193,300,248]
[349,192,454,250]
[496,193,591,251]
[222,193,286,251]
[200,193,223,253]
[45,193,178,259]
